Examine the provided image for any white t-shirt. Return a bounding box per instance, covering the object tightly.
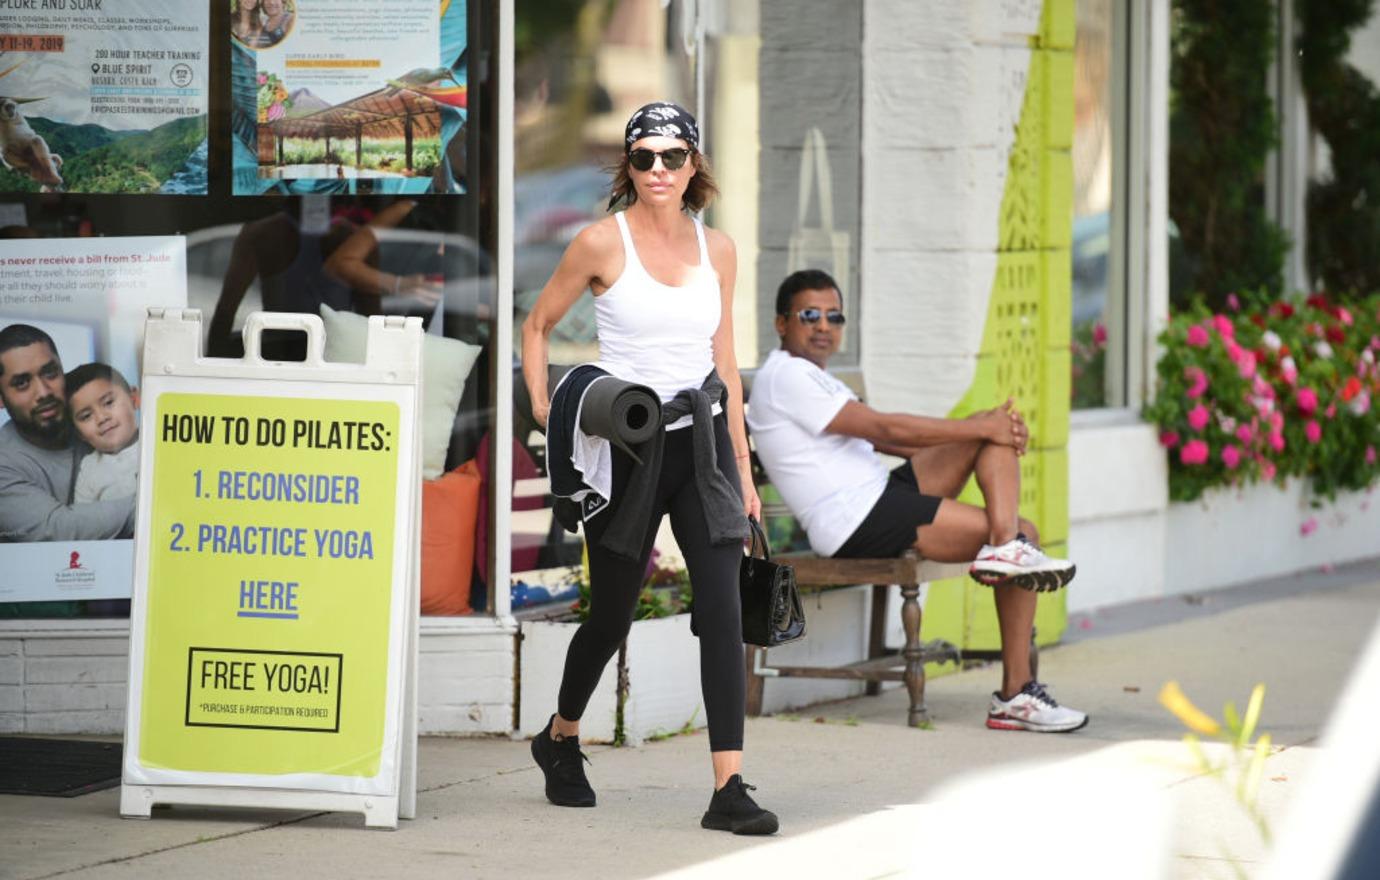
[746,349,888,556]
[74,441,140,503]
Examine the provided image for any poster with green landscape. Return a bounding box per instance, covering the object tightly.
[231,0,467,196]
[0,1,209,195]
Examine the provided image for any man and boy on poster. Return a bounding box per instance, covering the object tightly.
[0,323,137,543]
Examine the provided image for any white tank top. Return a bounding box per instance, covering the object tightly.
[594,211,722,430]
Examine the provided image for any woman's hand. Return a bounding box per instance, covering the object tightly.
[737,457,761,521]
[532,399,551,429]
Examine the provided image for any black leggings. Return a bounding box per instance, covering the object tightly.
[557,416,746,751]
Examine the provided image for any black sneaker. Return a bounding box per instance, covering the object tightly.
[700,774,779,835]
[530,715,596,807]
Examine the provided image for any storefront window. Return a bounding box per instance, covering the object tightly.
[507,0,862,612]
[1071,0,1115,410]
[0,0,499,619]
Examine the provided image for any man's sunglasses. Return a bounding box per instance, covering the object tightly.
[794,307,846,326]
[629,147,692,172]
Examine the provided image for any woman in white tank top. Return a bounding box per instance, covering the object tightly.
[521,103,777,835]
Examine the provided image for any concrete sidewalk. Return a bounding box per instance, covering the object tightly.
[6,564,1380,880]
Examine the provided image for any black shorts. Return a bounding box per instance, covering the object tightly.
[832,464,943,559]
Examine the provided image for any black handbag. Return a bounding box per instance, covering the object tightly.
[740,516,806,647]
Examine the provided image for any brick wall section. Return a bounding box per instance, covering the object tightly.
[0,623,515,735]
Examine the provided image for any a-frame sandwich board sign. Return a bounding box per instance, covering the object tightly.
[121,310,422,829]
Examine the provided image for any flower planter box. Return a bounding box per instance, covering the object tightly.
[1165,477,1380,595]
[518,586,877,743]
[517,615,703,745]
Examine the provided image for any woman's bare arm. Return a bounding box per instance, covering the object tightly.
[706,227,761,521]
[520,220,617,427]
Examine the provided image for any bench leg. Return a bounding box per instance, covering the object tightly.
[865,583,889,697]
[900,583,929,726]
[744,645,765,717]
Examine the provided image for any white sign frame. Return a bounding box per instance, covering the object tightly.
[120,309,421,829]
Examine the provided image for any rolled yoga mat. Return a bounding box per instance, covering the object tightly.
[578,377,661,462]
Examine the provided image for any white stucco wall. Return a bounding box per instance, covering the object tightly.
[859,0,1037,417]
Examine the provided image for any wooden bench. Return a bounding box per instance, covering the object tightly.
[743,549,1039,726]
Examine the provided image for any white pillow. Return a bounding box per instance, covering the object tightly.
[319,305,481,480]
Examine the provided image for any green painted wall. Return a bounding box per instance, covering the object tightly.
[923,0,1076,673]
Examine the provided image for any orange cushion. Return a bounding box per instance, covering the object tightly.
[420,459,481,615]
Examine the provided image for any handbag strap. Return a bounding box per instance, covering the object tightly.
[746,516,771,561]
[795,126,836,232]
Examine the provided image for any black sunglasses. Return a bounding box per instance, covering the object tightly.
[628,147,692,172]
[794,307,846,326]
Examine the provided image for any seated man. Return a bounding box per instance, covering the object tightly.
[747,269,1085,733]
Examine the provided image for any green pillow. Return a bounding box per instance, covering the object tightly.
[319,305,481,480]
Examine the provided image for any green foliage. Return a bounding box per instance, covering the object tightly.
[572,560,692,623]
[1295,1,1380,297]
[0,115,204,194]
[1169,0,1290,309]
[514,0,606,61]
[282,138,440,176]
[1144,292,1380,502]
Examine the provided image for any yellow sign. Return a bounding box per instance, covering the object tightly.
[138,392,400,777]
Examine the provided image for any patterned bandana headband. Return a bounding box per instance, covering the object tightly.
[624,102,699,151]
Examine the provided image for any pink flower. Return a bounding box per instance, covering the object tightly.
[1306,420,1322,444]
[1300,517,1318,537]
[258,73,268,85]
[1269,410,1285,432]
[1185,366,1209,399]
[267,102,286,122]
[1325,403,1337,419]
[1221,445,1242,469]
[1269,432,1286,452]
[1297,386,1319,416]
[1236,350,1257,379]
[1159,431,1181,449]
[1252,373,1275,399]
[1092,322,1108,346]
[1368,446,1377,466]
[1260,459,1277,481]
[1225,339,1244,362]
[1235,424,1254,445]
[1180,440,1210,465]
[1227,293,1241,312]
[1186,325,1211,348]
[1213,314,1235,339]
[1338,306,1354,326]
[1187,404,1210,432]
[1352,391,1372,416]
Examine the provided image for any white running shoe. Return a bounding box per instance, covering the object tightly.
[987,681,1088,733]
[969,535,1076,591]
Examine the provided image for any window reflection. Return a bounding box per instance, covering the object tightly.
[510,0,696,605]
[1071,0,1113,410]
[0,0,497,620]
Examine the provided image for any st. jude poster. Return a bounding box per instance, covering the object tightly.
[0,236,186,603]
